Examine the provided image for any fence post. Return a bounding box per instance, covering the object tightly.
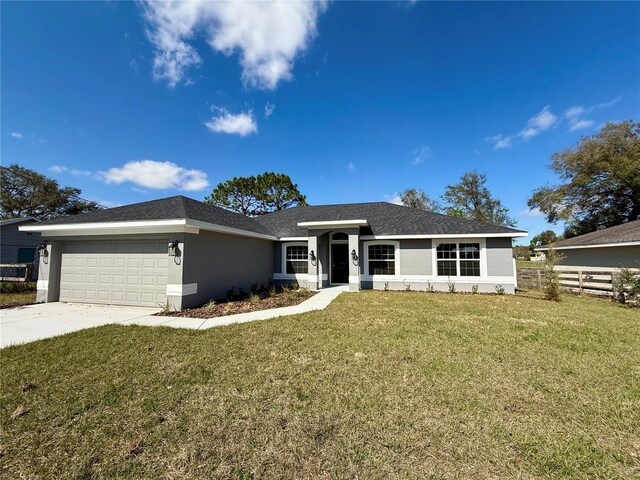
[537,269,542,290]
[578,269,583,294]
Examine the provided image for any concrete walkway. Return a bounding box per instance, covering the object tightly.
[0,286,346,348]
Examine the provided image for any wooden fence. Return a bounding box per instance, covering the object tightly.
[517,265,639,299]
[0,263,33,282]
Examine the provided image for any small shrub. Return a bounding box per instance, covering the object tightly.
[268,286,278,298]
[613,267,640,305]
[204,299,217,312]
[157,299,173,316]
[542,247,564,301]
[471,284,479,294]
[383,282,389,292]
[223,303,234,315]
[426,281,435,293]
[248,293,261,305]
[495,284,505,295]
[447,280,456,293]
[403,281,411,292]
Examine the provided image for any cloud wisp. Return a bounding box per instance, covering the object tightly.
[49,165,92,177]
[487,105,559,150]
[205,107,257,136]
[412,145,433,165]
[101,160,209,191]
[564,95,621,132]
[141,1,327,89]
[264,102,275,118]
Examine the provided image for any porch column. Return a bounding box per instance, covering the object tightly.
[348,233,361,292]
[37,240,61,303]
[307,235,319,291]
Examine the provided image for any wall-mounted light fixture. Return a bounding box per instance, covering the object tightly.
[168,240,180,257]
[351,249,359,265]
[36,243,48,258]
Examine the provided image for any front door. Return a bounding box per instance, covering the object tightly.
[331,243,349,284]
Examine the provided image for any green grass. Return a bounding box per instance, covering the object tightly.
[1,291,639,478]
[0,291,36,307]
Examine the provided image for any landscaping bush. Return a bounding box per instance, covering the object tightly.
[542,247,564,301]
[0,281,36,294]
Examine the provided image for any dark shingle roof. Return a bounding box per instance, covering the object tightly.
[35,196,275,237]
[255,202,525,237]
[34,197,526,238]
[549,220,640,248]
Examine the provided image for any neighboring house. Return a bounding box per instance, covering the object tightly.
[0,217,42,279]
[21,196,527,309]
[536,219,640,269]
[531,251,546,262]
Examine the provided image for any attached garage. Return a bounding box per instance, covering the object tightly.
[59,240,168,307]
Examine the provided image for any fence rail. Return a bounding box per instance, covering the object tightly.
[517,265,639,299]
[0,263,33,282]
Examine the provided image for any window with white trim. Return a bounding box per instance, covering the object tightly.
[436,242,481,277]
[285,244,308,274]
[368,244,396,275]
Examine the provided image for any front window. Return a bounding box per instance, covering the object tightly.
[436,242,481,277]
[285,245,308,274]
[368,244,395,275]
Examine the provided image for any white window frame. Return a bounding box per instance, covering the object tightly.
[432,239,487,279]
[362,240,400,279]
[280,242,309,279]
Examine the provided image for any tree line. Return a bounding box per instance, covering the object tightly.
[2,121,638,244]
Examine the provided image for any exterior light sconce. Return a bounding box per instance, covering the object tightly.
[168,240,180,257]
[309,250,316,266]
[37,244,48,258]
[351,249,359,265]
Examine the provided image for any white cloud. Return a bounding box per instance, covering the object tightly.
[485,134,512,150]
[141,1,327,89]
[519,207,544,217]
[101,160,209,191]
[412,145,432,165]
[10,132,24,139]
[518,106,557,140]
[264,102,275,118]
[49,165,92,177]
[205,107,257,136]
[564,106,585,119]
[568,119,594,131]
[564,96,621,132]
[347,161,355,171]
[383,193,403,205]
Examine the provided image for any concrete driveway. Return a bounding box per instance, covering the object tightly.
[0,303,159,348]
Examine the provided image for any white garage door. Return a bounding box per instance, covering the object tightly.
[59,240,169,307]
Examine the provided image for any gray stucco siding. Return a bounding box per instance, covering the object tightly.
[559,245,640,268]
[182,230,274,308]
[485,237,514,276]
[398,239,432,275]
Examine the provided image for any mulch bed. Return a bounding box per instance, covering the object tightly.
[161,288,316,319]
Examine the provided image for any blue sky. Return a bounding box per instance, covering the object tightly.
[2,1,639,243]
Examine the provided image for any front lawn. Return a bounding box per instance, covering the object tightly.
[0,291,36,308]
[1,292,638,478]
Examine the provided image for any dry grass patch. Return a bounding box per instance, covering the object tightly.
[1,291,639,478]
[0,291,36,308]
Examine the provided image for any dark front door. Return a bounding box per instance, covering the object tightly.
[331,243,349,284]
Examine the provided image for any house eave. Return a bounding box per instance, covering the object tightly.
[297,219,368,229]
[20,219,278,241]
[360,232,527,240]
[536,241,640,251]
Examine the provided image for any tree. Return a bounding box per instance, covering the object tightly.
[0,164,101,219]
[442,171,516,227]
[399,188,441,212]
[512,245,532,260]
[205,172,307,216]
[530,230,560,249]
[528,120,640,238]
[542,247,565,301]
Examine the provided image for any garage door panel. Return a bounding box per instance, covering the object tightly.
[60,240,168,307]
